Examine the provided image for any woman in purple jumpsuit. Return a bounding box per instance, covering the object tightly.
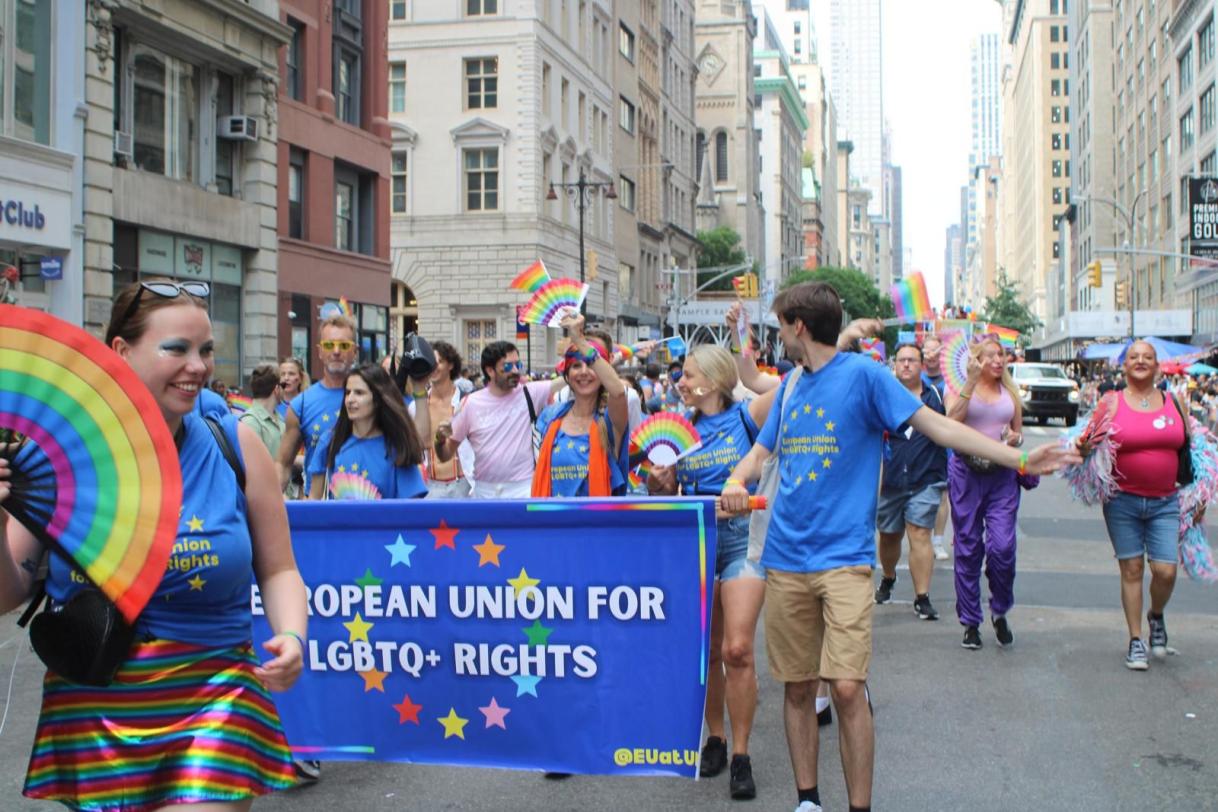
[946,337,1024,650]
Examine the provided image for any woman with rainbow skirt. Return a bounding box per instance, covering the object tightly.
[0,279,308,810]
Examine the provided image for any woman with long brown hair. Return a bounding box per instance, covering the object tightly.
[945,337,1025,650]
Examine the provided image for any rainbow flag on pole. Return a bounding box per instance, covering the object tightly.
[985,324,1020,348]
[510,260,551,293]
[889,272,933,323]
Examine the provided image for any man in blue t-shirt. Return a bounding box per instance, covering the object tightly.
[721,282,1077,812]
[919,334,952,561]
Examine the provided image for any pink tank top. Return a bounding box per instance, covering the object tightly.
[1112,395,1184,498]
[964,388,1015,441]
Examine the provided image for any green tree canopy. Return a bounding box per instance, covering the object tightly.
[695,227,748,291]
[782,266,895,320]
[979,270,1042,342]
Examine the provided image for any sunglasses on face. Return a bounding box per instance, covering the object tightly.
[501,361,523,372]
[319,340,355,352]
[114,281,210,338]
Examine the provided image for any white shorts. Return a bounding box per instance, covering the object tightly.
[472,480,532,499]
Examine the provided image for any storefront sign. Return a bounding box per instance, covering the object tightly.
[0,184,72,250]
[39,257,62,280]
[1188,177,1218,265]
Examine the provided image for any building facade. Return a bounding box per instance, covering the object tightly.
[0,0,83,323]
[828,0,883,214]
[83,0,288,388]
[388,1,618,370]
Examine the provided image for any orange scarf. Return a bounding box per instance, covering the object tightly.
[531,414,612,497]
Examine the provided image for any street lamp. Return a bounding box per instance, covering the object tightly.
[547,171,617,314]
[1076,190,1148,336]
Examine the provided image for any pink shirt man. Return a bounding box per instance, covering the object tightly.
[450,379,552,497]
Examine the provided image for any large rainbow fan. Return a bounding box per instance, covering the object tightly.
[890,272,933,323]
[940,329,971,396]
[629,412,702,467]
[519,278,589,327]
[0,305,182,623]
[328,471,382,501]
[510,260,551,293]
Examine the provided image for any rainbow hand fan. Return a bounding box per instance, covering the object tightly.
[328,471,383,501]
[940,329,971,397]
[510,260,551,293]
[860,337,886,363]
[0,305,182,623]
[226,393,252,414]
[519,278,589,327]
[890,272,933,323]
[614,343,635,361]
[629,412,702,467]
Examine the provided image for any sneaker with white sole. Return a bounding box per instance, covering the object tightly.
[794,802,823,812]
[933,543,949,561]
[1125,637,1150,670]
[874,575,896,604]
[1147,613,1168,659]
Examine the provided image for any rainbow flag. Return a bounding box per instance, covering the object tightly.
[510,260,551,293]
[985,324,1020,348]
[890,272,933,323]
[859,338,885,363]
[226,393,252,414]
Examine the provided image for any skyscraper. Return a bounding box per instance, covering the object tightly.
[829,0,883,214]
[970,33,1002,170]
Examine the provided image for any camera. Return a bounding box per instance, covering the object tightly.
[394,333,437,388]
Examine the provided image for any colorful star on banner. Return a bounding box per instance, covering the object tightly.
[430,519,458,550]
[355,568,383,588]
[522,619,553,647]
[507,567,540,597]
[511,674,541,698]
[385,534,416,567]
[438,708,469,740]
[393,693,422,725]
[479,697,511,730]
[473,534,505,567]
[359,668,388,693]
[343,613,373,643]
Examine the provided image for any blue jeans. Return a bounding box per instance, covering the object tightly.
[1102,491,1179,564]
[716,515,765,581]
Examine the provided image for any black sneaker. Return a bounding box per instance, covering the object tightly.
[993,615,1014,647]
[728,754,756,800]
[913,594,939,620]
[962,625,982,650]
[1125,637,1150,671]
[699,736,728,778]
[874,575,896,604]
[293,759,321,783]
[1147,613,1168,659]
[817,703,833,727]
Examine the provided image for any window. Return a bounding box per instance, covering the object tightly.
[1051,105,1062,123]
[1202,16,1215,68]
[214,72,235,195]
[1180,46,1193,92]
[389,62,406,113]
[2,0,51,144]
[1203,84,1216,134]
[467,0,497,13]
[286,18,305,102]
[464,319,498,366]
[1052,159,1063,177]
[390,0,406,20]
[129,45,197,180]
[619,23,635,62]
[334,164,375,253]
[542,62,551,117]
[619,95,635,134]
[1182,108,1195,149]
[1052,132,1063,150]
[1051,79,1061,96]
[391,151,407,214]
[1052,187,1063,205]
[465,57,498,109]
[714,131,728,182]
[335,179,353,251]
[288,148,304,239]
[1204,152,1218,175]
[1051,52,1060,69]
[1050,25,1059,43]
[618,175,636,212]
[463,147,499,211]
[334,47,360,124]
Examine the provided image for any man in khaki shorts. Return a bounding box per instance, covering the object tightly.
[722,282,1078,812]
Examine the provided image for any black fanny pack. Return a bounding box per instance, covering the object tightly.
[961,454,999,474]
[20,585,135,686]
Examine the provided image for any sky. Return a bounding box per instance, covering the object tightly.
[815,0,1004,307]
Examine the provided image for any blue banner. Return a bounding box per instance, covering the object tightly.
[254,498,717,776]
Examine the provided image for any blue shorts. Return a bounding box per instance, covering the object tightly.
[1102,491,1180,563]
[876,481,945,534]
[716,514,765,582]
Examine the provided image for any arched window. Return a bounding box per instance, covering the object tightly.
[696,130,707,179]
[714,131,728,183]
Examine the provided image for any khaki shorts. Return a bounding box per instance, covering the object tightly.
[764,565,874,682]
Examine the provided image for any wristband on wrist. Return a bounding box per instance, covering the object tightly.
[724,478,745,489]
[412,390,428,399]
[1017,450,1028,476]
[730,344,741,355]
[280,630,305,650]
[583,346,600,364]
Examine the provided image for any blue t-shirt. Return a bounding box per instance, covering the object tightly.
[289,383,345,492]
[921,371,946,397]
[42,412,255,646]
[677,401,759,495]
[535,401,627,496]
[757,353,922,573]
[308,431,427,500]
[276,400,289,420]
[196,387,230,418]
[882,383,948,494]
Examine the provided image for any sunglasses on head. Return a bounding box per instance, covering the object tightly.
[319,339,355,352]
[113,281,210,339]
[501,361,523,372]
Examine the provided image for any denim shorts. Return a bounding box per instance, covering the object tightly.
[1102,491,1180,563]
[716,514,766,581]
[876,481,945,534]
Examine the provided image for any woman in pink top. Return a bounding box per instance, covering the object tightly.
[1083,341,1197,671]
[945,337,1025,651]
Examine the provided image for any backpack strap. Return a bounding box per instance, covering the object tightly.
[204,414,246,492]
[523,385,538,425]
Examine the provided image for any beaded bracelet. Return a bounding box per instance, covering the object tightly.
[281,630,305,651]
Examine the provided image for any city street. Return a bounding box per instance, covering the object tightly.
[0,425,1215,811]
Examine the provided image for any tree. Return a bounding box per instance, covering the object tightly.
[695,226,748,291]
[782,266,894,320]
[979,270,1042,341]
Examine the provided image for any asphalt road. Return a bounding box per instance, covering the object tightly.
[0,424,1215,811]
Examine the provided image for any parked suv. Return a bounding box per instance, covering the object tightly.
[1008,363,1080,426]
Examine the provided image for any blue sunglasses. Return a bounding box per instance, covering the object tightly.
[501,361,523,372]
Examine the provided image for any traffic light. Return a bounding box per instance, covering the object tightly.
[1087,260,1103,288]
[1114,280,1128,309]
[743,272,759,298]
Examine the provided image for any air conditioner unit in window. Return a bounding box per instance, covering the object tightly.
[114,131,134,161]
[217,116,259,142]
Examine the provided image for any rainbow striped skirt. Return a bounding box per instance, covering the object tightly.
[24,639,296,811]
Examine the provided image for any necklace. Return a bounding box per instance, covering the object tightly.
[1140,395,1150,408]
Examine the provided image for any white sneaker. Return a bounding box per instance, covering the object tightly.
[933,543,949,561]
[795,802,823,812]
